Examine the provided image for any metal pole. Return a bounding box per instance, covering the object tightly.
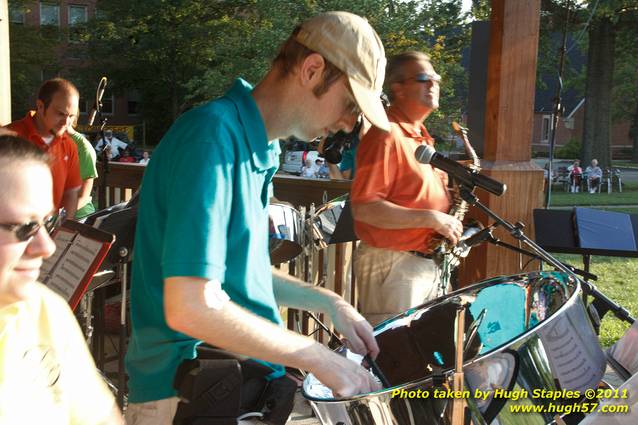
[545,0,572,208]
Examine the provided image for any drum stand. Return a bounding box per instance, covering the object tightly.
[450,298,469,425]
[458,186,635,325]
[88,249,130,409]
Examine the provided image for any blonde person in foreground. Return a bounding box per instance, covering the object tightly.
[0,134,123,424]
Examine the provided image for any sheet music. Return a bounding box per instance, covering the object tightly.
[46,234,104,302]
[608,321,638,375]
[538,312,606,392]
[41,229,76,283]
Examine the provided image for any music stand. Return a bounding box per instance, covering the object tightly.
[88,205,138,407]
[534,207,638,324]
[534,208,638,260]
[41,220,115,310]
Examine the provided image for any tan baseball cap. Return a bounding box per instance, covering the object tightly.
[295,11,390,132]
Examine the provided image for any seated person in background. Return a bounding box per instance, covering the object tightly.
[316,158,330,178]
[101,144,114,161]
[585,158,602,193]
[138,151,150,165]
[300,158,316,178]
[567,159,582,193]
[0,135,123,424]
[117,146,136,163]
[95,130,128,158]
[67,118,98,219]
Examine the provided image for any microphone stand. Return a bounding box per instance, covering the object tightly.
[480,229,598,282]
[95,110,109,210]
[458,185,635,325]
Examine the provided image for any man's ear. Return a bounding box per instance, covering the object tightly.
[36,99,45,114]
[299,53,326,87]
[390,82,404,101]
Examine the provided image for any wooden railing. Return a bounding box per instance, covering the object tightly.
[95,162,355,340]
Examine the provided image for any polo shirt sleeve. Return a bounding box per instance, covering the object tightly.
[162,140,233,282]
[350,127,398,204]
[70,133,98,180]
[64,140,82,191]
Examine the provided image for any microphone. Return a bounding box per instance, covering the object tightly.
[452,225,496,259]
[457,226,495,252]
[415,144,507,196]
[88,77,108,126]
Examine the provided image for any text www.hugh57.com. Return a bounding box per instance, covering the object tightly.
[510,402,629,415]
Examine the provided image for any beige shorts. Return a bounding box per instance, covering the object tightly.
[354,242,442,326]
[125,397,263,425]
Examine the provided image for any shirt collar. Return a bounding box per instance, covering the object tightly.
[387,105,433,144]
[22,111,62,149]
[224,78,280,171]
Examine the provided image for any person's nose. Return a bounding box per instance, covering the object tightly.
[25,226,56,260]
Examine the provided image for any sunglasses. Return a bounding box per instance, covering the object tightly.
[410,72,442,83]
[0,214,59,242]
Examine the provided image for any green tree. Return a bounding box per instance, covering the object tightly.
[8,0,61,119]
[612,22,638,161]
[580,0,637,167]
[84,0,470,144]
[538,0,638,167]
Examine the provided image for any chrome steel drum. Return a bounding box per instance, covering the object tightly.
[303,271,606,424]
[310,194,357,246]
[268,202,303,264]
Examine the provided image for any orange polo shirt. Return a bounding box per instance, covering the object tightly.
[5,112,82,209]
[351,106,451,253]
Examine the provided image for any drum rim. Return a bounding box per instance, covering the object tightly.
[303,270,583,403]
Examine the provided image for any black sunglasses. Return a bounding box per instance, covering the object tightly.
[410,72,442,83]
[0,214,59,242]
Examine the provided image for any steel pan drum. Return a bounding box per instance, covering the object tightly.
[268,203,303,264]
[303,271,606,424]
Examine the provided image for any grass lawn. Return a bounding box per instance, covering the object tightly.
[554,255,638,348]
[549,183,638,206]
[542,188,638,348]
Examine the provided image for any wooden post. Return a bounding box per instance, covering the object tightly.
[458,0,545,285]
[0,0,11,124]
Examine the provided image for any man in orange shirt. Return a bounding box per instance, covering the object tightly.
[351,51,463,325]
[4,78,82,219]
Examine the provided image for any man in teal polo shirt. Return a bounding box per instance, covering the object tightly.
[126,12,391,425]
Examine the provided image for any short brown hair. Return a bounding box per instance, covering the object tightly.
[0,135,49,166]
[273,26,345,97]
[37,78,79,110]
[385,51,431,100]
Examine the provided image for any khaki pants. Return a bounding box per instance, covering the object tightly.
[354,242,442,326]
[125,397,179,425]
[125,397,263,425]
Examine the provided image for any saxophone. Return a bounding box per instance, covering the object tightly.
[429,122,483,267]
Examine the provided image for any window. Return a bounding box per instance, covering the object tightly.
[40,3,60,26]
[541,115,552,144]
[127,91,141,116]
[68,5,87,42]
[102,94,114,115]
[9,5,25,24]
[78,98,89,115]
[68,5,87,25]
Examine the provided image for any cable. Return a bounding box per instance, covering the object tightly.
[566,0,600,54]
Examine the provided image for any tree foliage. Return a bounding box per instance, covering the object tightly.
[8,0,61,119]
[80,0,472,144]
[538,0,638,166]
